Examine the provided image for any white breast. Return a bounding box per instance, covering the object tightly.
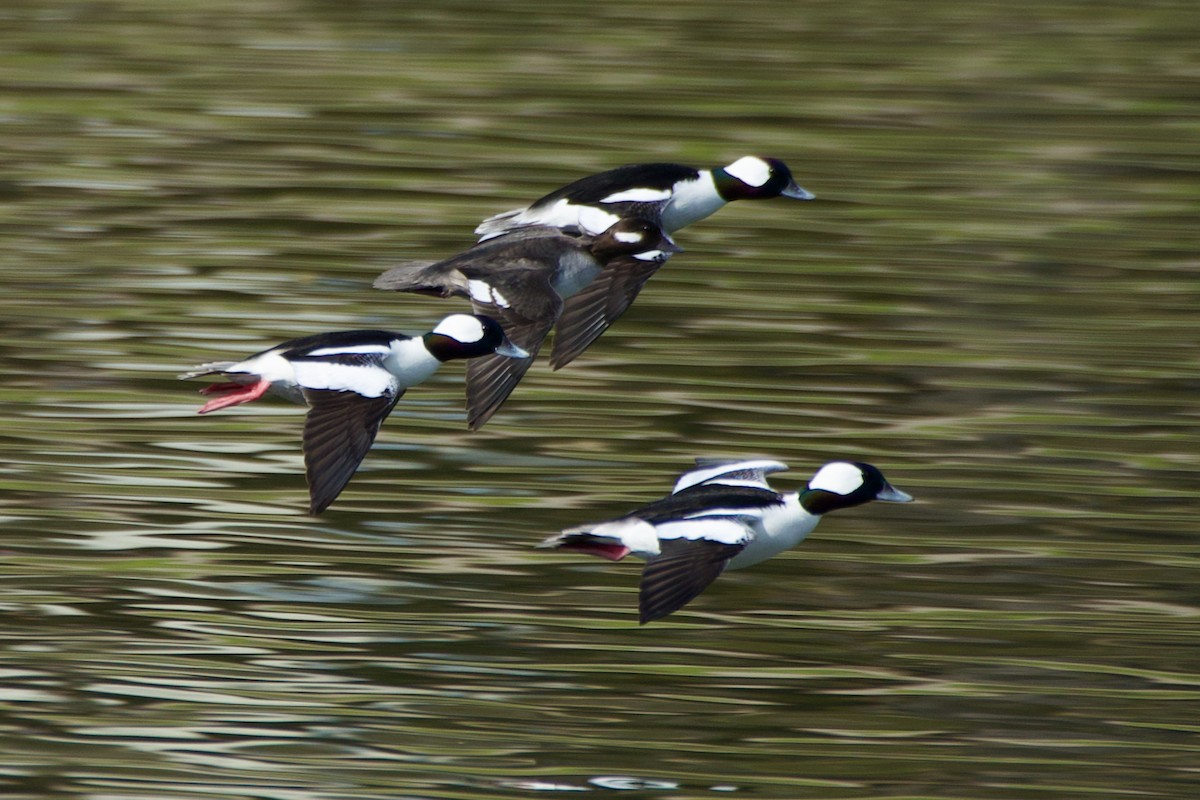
[659,173,726,232]
[382,338,442,388]
[725,494,817,570]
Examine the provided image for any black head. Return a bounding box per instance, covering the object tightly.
[799,461,913,515]
[590,217,682,264]
[423,314,529,362]
[713,156,814,201]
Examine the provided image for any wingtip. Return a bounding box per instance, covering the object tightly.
[637,603,670,625]
[547,351,580,371]
[464,393,507,431]
[372,260,440,292]
[306,482,339,516]
[306,478,346,516]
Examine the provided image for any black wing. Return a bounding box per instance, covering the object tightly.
[549,255,665,369]
[463,316,551,430]
[301,389,402,515]
[375,227,585,295]
[462,272,560,430]
[672,459,790,493]
[639,538,745,624]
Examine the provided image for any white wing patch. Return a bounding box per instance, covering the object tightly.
[291,362,397,398]
[524,198,585,230]
[654,518,753,546]
[600,187,672,203]
[683,507,767,521]
[723,156,772,188]
[578,206,622,236]
[466,280,512,310]
[808,462,865,495]
[481,198,588,238]
[306,344,391,357]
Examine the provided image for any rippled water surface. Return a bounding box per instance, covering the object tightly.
[2,1,1199,798]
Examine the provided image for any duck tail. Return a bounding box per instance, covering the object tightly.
[372,261,449,295]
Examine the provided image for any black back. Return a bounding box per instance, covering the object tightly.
[531,163,702,208]
[277,330,403,363]
[625,483,783,525]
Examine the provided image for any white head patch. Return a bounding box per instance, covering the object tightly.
[614,229,647,244]
[808,462,865,495]
[724,156,772,188]
[432,314,485,343]
[467,279,511,309]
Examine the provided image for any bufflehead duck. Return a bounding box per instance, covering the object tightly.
[473,157,811,366]
[374,219,679,430]
[179,314,527,515]
[539,458,913,624]
[474,156,814,241]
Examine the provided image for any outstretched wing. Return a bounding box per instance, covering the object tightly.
[301,389,402,515]
[463,317,550,430]
[639,527,749,624]
[549,255,666,370]
[463,278,559,429]
[672,458,790,494]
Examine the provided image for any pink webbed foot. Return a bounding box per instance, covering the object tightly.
[197,379,271,414]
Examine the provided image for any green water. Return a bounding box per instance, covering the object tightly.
[1,1,1199,798]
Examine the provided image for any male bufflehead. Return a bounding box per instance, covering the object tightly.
[474,156,814,240]
[539,458,912,624]
[180,314,527,515]
[472,157,812,366]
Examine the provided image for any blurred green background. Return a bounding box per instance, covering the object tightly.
[1,1,1198,798]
